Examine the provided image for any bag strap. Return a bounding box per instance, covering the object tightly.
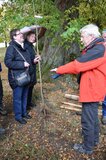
[11,45,27,62]
[10,45,29,77]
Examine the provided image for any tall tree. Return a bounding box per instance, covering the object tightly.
[41,0,80,81]
[0,0,106,81]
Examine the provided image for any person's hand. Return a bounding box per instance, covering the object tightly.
[50,68,57,72]
[34,55,41,63]
[24,62,30,67]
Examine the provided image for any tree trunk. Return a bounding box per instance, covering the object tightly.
[40,0,80,83]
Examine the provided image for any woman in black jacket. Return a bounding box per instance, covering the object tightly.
[24,31,41,109]
[4,29,33,124]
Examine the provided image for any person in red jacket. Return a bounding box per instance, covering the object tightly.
[51,24,106,154]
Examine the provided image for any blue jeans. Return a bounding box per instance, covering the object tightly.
[13,86,29,120]
[102,96,106,116]
[81,102,99,151]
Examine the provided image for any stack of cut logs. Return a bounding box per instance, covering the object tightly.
[61,94,102,116]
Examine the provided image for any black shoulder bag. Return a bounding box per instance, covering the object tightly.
[11,46,31,87]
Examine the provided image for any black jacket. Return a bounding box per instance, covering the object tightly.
[24,40,37,85]
[4,40,34,89]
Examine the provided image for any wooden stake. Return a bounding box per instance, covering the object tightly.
[60,105,81,112]
[62,102,81,108]
[65,94,79,100]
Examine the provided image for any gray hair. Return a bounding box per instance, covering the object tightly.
[80,24,101,38]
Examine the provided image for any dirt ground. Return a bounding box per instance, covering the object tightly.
[0,61,106,160]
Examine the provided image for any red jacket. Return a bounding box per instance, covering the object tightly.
[56,38,106,102]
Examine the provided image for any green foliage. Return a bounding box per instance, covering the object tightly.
[0,0,62,43]
[0,0,106,47]
[31,0,62,35]
[61,0,106,47]
[78,0,106,27]
[61,19,84,43]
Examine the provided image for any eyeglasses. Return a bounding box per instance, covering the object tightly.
[15,32,22,36]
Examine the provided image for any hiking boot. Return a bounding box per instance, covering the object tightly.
[16,118,27,124]
[73,142,99,150]
[73,143,93,155]
[102,116,106,125]
[73,143,84,150]
[23,114,32,119]
[0,108,7,116]
[77,145,93,155]
[0,128,5,135]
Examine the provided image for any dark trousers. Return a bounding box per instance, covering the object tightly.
[13,86,29,120]
[27,85,34,106]
[102,96,106,116]
[81,102,99,151]
[0,76,3,108]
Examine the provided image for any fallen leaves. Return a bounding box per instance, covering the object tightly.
[0,80,106,160]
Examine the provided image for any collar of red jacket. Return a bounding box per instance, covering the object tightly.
[81,37,104,54]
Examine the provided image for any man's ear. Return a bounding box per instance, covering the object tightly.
[13,35,16,40]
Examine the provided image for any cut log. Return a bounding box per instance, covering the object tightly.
[64,94,103,106]
[62,101,102,114]
[65,94,79,100]
[62,101,102,111]
[60,105,102,116]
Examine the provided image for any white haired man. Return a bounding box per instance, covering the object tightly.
[51,24,106,154]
